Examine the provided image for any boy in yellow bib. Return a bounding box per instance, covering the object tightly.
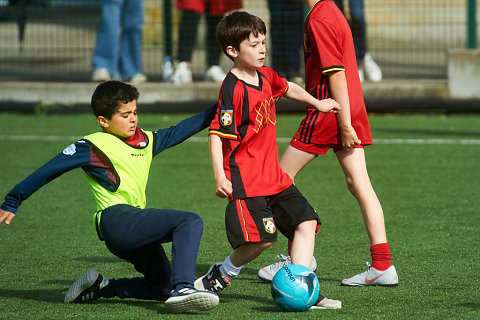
[0,81,219,313]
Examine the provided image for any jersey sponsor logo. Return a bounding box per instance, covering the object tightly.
[63,143,76,155]
[131,153,145,157]
[263,217,276,234]
[220,110,233,126]
[253,97,276,133]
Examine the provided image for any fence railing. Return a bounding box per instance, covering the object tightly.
[0,0,478,81]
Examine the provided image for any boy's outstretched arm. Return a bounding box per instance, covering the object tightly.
[0,208,15,225]
[153,104,217,156]
[284,81,341,113]
[208,134,232,198]
[1,142,91,220]
[328,70,361,149]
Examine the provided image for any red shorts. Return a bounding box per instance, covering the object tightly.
[290,138,365,155]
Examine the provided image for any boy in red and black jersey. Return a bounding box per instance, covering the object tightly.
[208,67,292,199]
[195,10,343,309]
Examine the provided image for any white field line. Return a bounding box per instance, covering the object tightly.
[1,135,480,145]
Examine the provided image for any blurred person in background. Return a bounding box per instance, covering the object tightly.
[334,0,382,82]
[267,0,304,86]
[91,0,147,84]
[172,0,242,84]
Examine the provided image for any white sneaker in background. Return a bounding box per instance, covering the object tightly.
[358,65,365,83]
[91,68,111,82]
[258,253,317,282]
[204,65,226,82]
[172,61,193,84]
[129,73,147,84]
[363,52,383,82]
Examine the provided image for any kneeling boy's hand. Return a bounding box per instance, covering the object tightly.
[0,209,15,225]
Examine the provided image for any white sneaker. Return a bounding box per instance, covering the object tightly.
[341,262,398,286]
[258,253,317,282]
[363,52,382,82]
[129,73,147,84]
[91,68,111,82]
[358,65,365,83]
[172,61,192,84]
[310,295,342,309]
[164,286,219,313]
[204,65,226,82]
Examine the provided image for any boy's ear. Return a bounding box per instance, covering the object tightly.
[97,116,109,128]
[226,46,238,59]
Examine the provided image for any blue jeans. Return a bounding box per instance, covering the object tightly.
[92,0,144,79]
[334,0,367,61]
[98,204,204,300]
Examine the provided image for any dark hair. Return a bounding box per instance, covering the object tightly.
[90,81,140,119]
[216,11,266,61]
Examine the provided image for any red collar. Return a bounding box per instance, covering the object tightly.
[125,127,147,147]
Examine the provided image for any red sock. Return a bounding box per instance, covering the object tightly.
[370,243,392,271]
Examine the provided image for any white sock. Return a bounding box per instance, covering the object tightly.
[220,255,243,279]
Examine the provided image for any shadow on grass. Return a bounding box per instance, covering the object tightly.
[0,288,284,315]
[0,288,68,303]
[0,288,199,314]
[74,256,122,263]
[456,302,480,310]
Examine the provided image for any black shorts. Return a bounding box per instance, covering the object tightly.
[225,184,320,249]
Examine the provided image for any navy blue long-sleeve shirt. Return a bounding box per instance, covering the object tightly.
[1,105,216,214]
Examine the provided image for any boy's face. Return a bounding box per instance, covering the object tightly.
[230,32,266,70]
[97,100,138,139]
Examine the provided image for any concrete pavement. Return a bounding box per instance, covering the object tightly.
[2,78,475,114]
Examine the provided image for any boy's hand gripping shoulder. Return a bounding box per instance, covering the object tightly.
[0,208,15,225]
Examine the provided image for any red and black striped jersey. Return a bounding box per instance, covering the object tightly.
[209,67,293,199]
[295,0,372,145]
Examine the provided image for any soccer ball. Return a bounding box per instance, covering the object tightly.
[271,264,320,312]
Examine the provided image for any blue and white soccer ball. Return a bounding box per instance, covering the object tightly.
[271,264,320,312]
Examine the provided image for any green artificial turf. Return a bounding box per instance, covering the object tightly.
[0,112,479,319]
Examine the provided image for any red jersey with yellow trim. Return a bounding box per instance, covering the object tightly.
[209,67,293,199]
[293,0,372,145]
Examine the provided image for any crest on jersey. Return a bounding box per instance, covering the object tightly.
[220,111,233,126]
[263,218,276,234]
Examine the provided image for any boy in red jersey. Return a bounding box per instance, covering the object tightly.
[194,11,342,309]
[259,0,398,286]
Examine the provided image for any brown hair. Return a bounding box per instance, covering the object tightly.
[216,11,266,61]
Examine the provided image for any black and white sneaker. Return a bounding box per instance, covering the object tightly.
[164,286,219,313]
[194,262,231,293]
[64,268,109,303]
